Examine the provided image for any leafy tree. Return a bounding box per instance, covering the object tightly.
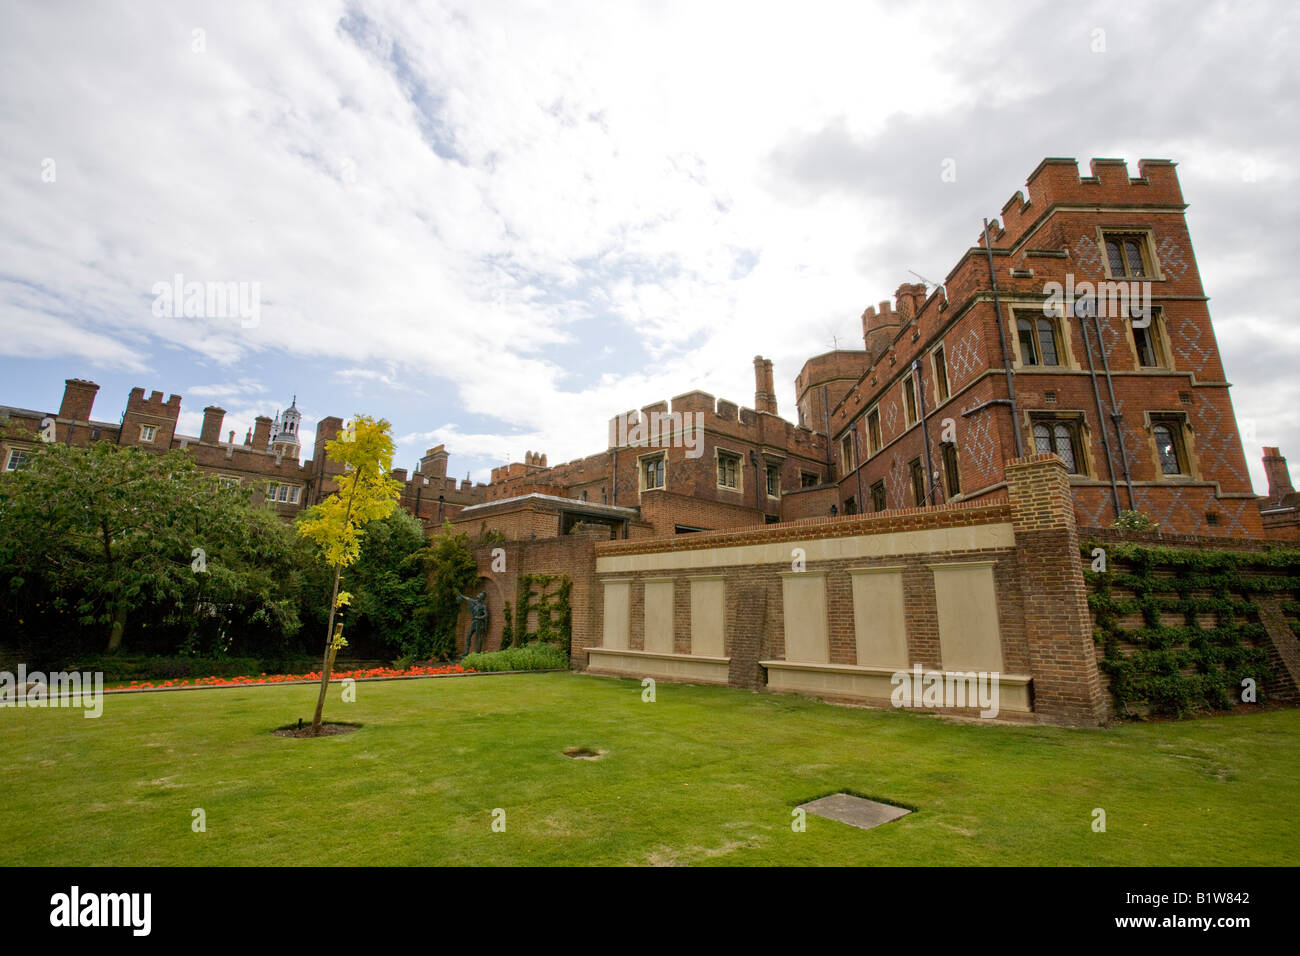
[406,521,479,660]
[296,416,403,733]
[296,508,430,657]
[0,436,301,654]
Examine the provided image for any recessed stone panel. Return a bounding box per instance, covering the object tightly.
[849,566,908,668]
[602,579,630,650]
[781,571,829,664]
[643,578,674,655]
[690,576,725,658]
[930,561,1004,672]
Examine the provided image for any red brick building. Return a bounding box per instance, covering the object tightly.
[464,355,832,539]
[0,380,488,526]
[804,157,1262,538]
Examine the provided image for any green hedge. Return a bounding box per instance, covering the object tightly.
[460,644,569,673]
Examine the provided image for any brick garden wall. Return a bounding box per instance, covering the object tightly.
[582,453,1109,726]
[466,534,600,665]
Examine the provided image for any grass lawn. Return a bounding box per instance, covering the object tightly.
[2,672,1297,866]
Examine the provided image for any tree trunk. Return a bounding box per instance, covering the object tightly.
[311,566,344,733]
[311,463,365,734]
[106,606,127,652]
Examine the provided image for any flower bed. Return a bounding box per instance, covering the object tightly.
[111,663,473,691]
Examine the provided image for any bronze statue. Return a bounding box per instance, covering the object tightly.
[457,590,489,656]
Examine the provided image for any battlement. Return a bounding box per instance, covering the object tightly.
[861,299,896,326]
[980,157,1183,249]
[126,386,182,412]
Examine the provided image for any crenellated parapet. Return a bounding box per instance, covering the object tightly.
[979,157,1184,250]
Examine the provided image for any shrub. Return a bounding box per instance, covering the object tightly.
[1113,509,1160,532]
[459,644,569,672]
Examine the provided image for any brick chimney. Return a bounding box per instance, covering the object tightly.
[1263,447,1295,505]
[200,406,226,444]
[314,416,343,456]
[59,379,99,421]
[420,444,449,478]
[753,355,778,415]
[252,415,273,449]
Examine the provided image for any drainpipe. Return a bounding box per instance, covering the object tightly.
[823,384,832,477]
[983,219,1024,458]
[850,426,864,513]
[912,360,937,503]
[610,448,617,507]
[1079,312,1123,520]
[749,450,761,512]
[1091,310,1137,510]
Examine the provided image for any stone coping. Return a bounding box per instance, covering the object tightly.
[587,647,730,666]
[595,501,1014,557]
[760,660,1033,684]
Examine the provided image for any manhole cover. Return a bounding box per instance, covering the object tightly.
[563,746,606,760]
[798,793,911,830]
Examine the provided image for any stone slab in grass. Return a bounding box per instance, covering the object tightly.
[799,793,911,831]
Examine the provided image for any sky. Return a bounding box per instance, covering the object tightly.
[1,0,1297,494]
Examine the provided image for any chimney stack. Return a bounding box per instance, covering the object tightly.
[420,444,449,478]
[1263,447,1295,505]
[252,415,273,449]
[200,406,226,444]
[753,356,778,415]
[59,379,99,421]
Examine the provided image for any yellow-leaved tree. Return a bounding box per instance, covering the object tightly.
[297,415,403,733]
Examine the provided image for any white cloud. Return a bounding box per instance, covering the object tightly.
[1,0,1297,495]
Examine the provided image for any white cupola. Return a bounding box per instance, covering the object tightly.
[269,395,302,458]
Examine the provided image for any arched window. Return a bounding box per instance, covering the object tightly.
[1033,422,1052,455]
[1032,419,1082,474]
[1037,318,1059,366]
[1016,312,1063,367]
[1153,423,1183,475]
[1105,233,1150,278]
[1018,317,1038,365]
[1053,423,1076,472]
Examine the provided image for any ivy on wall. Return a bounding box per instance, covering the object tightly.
[1082,541,1300,718]
[503,573,572,654]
